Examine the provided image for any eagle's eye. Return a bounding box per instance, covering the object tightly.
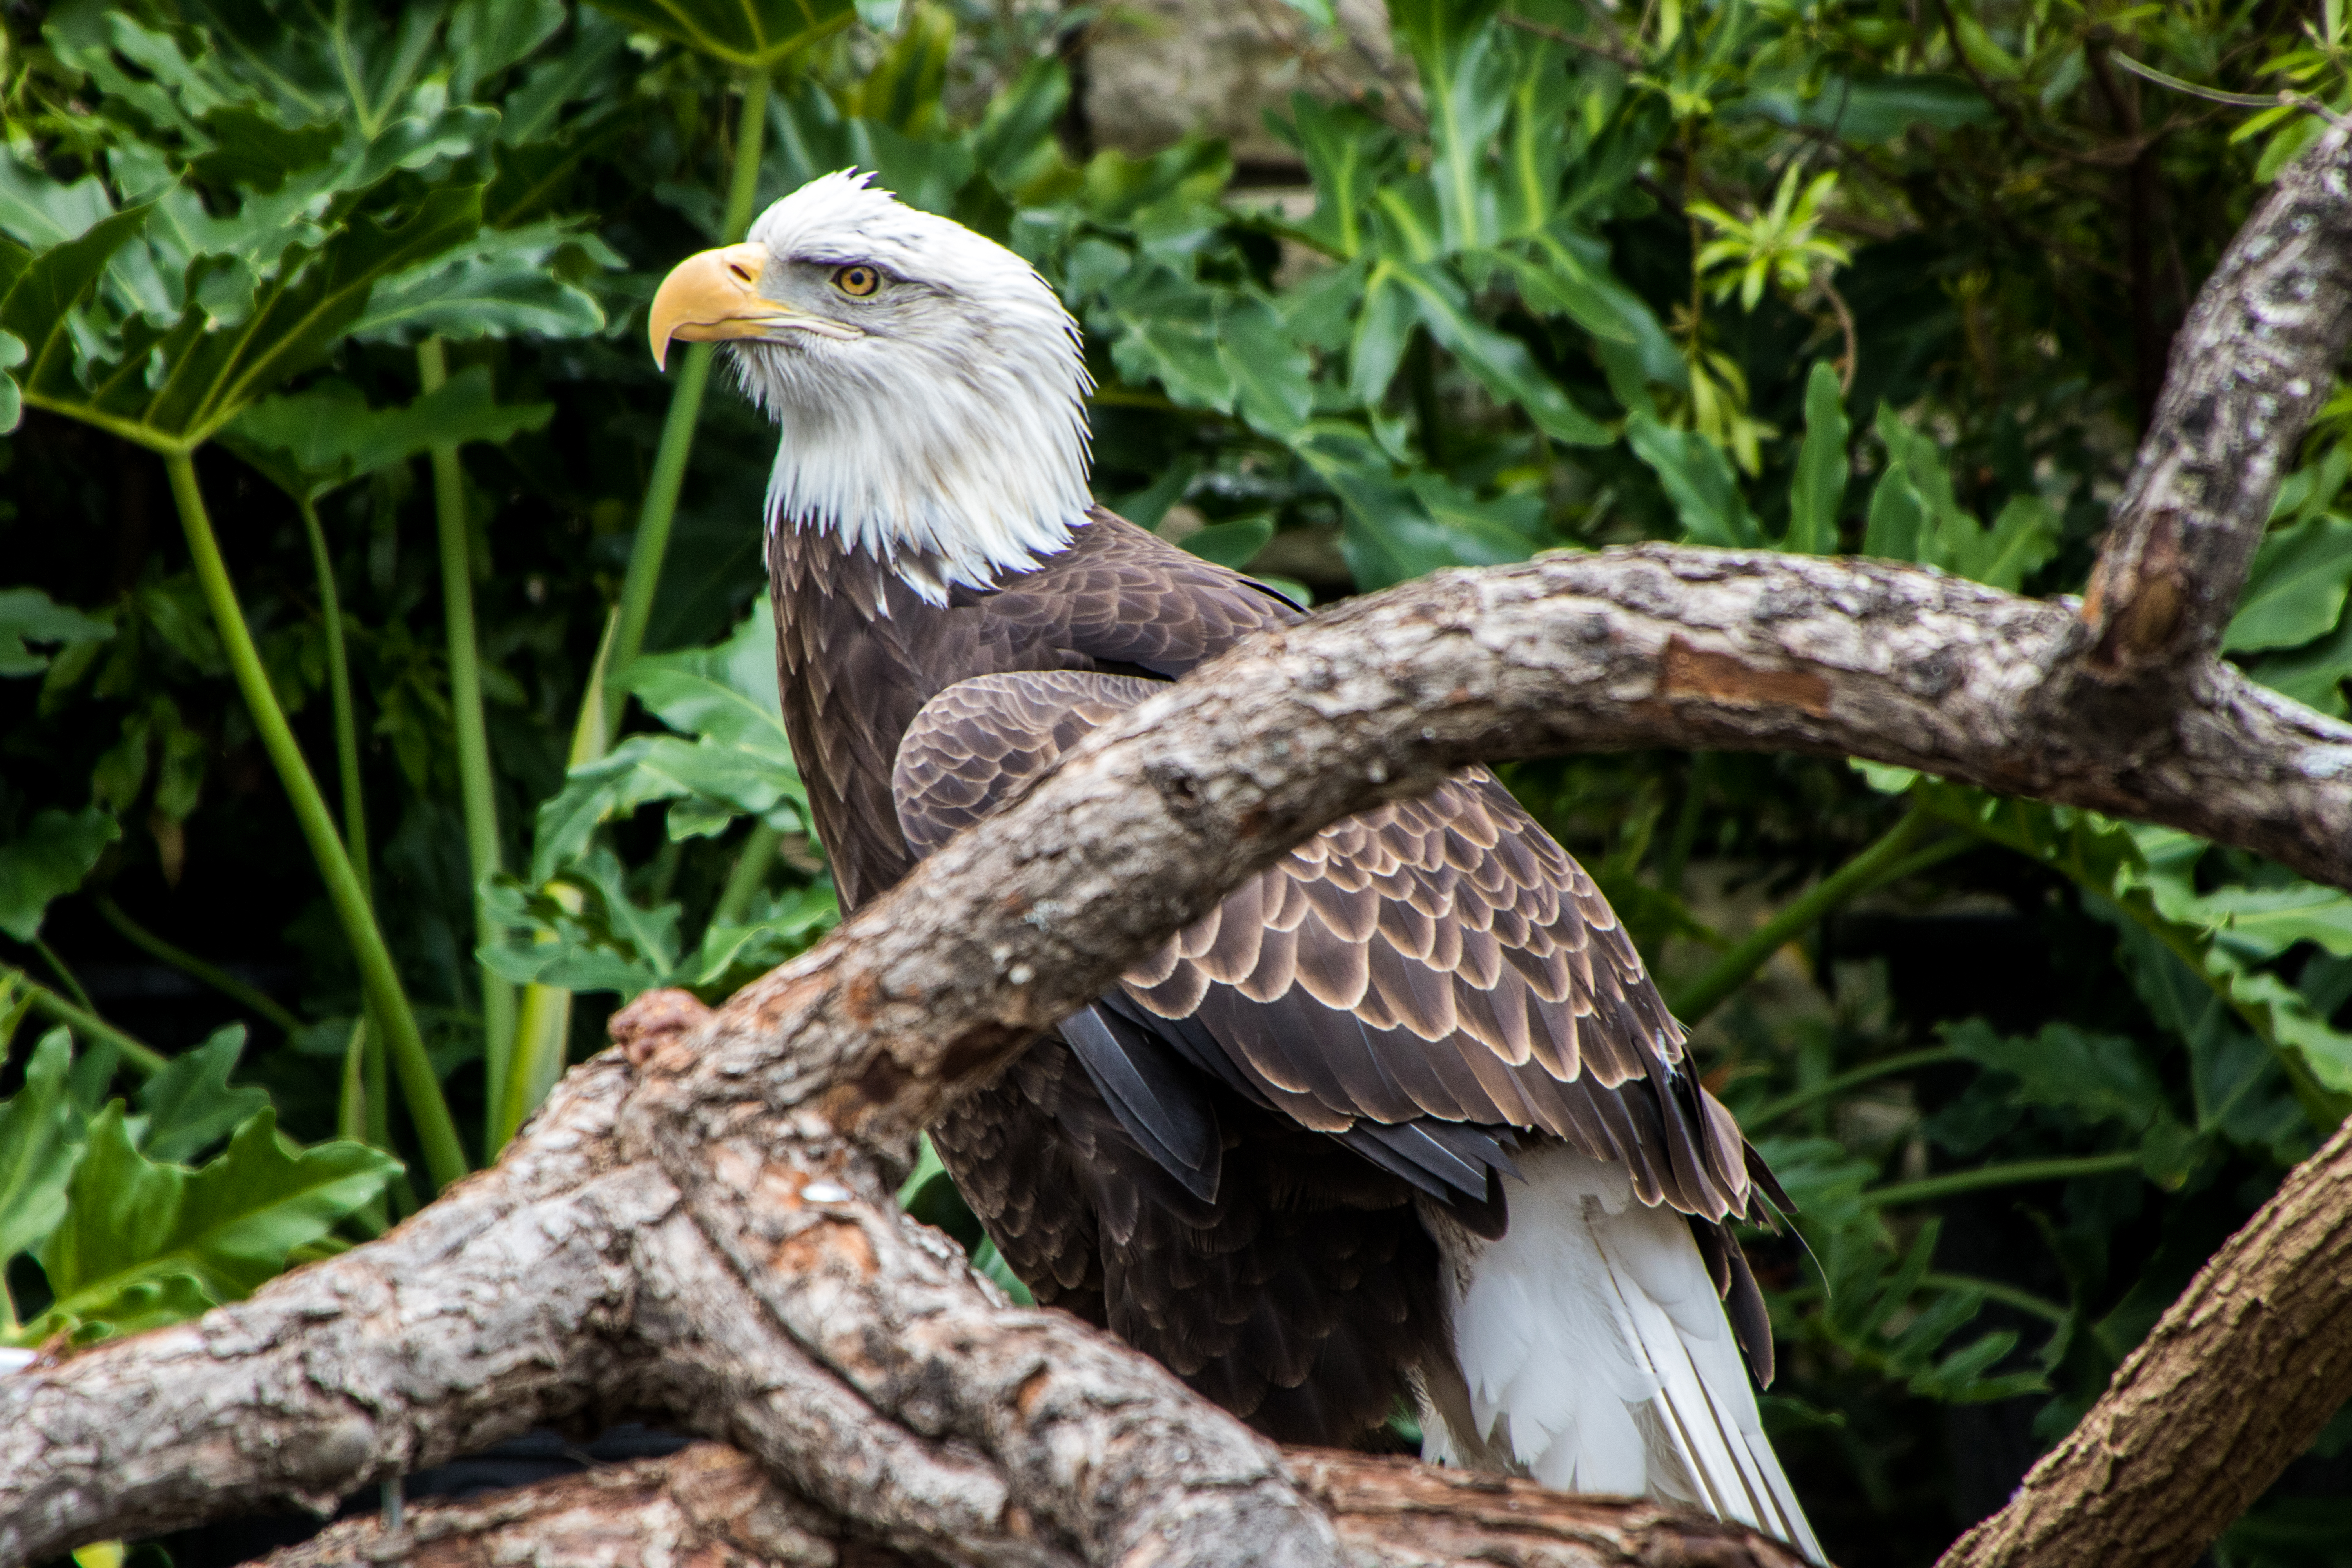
[833,264,882,298]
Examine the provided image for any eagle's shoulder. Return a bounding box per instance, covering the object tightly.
[961,505,1301,679]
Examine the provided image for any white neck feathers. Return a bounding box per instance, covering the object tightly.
[731,172,1095,605]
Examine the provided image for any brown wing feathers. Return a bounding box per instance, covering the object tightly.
[894,668,1762,1229]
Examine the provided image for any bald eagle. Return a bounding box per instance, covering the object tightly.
[650,171,1821,1560]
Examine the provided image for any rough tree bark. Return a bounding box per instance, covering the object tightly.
[3,107,2350,1568]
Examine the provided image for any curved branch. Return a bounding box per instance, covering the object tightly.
[251,1445,1806,1568]
[1937,1120,2352,1568]
[2083,120,2352,677]
[7,539,2352,1568]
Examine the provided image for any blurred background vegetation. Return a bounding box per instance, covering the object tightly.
[5,0,2352,1562]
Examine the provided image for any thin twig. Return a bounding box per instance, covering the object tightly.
[1497,10,1641,71]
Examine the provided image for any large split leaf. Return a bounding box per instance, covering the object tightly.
[25,1105,396,1344]
[0,807,120,942]
[0,589,113,678]
[224,366,554,502]
[135,1025,270,1164]
[0,1030,85,1276]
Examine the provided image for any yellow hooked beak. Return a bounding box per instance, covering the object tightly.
[647,242,855,370]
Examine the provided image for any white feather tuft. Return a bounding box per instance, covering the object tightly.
[728,171,1094,603]
[1426,1141,1823,1563]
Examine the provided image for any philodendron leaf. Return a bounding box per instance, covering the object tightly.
[28,1106,397,1342]
[1785,361,1849,554]
[20,183,482,452]
[0,1029,86,1269]
[1628,412,1759,547]
[584,0,857,69]
[0,807,121,942]
[2226,515,2352,653]
[136,1025,269,1165]
[225,367,555,501]
[618,602,792,763]
[1394,262,1611,446]
[0,205,151,414]
[0,588,113,677]
[349,221,615,343]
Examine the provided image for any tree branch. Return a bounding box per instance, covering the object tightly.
[247,1444,1806,1568]
[2083,119,2352,677]
[7,536,2352,1568]
[1937,1119,2352,1568]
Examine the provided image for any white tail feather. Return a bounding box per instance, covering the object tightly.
[1422,1142,1823,1563]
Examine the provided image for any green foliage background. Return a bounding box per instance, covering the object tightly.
[5,1,2352,1562]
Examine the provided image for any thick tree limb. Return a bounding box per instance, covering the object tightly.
[2083,119,2352,677]
[250,1445,898,1568]
[1938,1118,2352,1568]
[247,1444,1804,1568]
[6,539,2352,1568]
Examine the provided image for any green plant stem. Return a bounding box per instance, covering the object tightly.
[713,821,781,927]
[1918,1272,2071,1324]
[32,938,95,1014]
[165,451,466,1192]
[296,495,370,900]
[1672,806,1968,1024]
[493,612,621,1155]
[13,972,169,1076]
[94,896,302,1035]
[1863,1152,2141,1209]
[606,71,772,730]
[417,338,515,1120]
[338,1018,387,1236]
[1747,1045,1962,1126]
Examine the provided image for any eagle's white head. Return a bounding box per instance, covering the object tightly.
[648,170,1094,603]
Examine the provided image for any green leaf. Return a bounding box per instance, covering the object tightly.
[135,1025,269,1165]
[1862,465,1927,564]
[584,0,857,69]
[2225,515,2352,653]
[449,0,569,96]
[1946,1019,2176,1134]
[0,204,152,414]
[1293,423,1534,588]
[1945,494,2060,593]
[1627,412,1758,546]
[19,180,484,451]
[0,588,113,678]
[1180,518,1275,571]
[1108,269,1234,413]
[1862,407,2056,590]
[1216,293,1311,436]
[1388,0,1509,251]
[348,221,614,343]
[2180,883,2352,962]
[1725,73,1994,144]
[1348,263,1416,405]
[619,603,793,764]
[1490,233,1680,383]
[0,807,120,942]
[1283,95,1399,258]
[1785,362,1848,554]
[0,1029,86,1271]
[1396,263,1610,446]
[684,880,840,990]
[30,1106,396,1340]
[224,367,555,501]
